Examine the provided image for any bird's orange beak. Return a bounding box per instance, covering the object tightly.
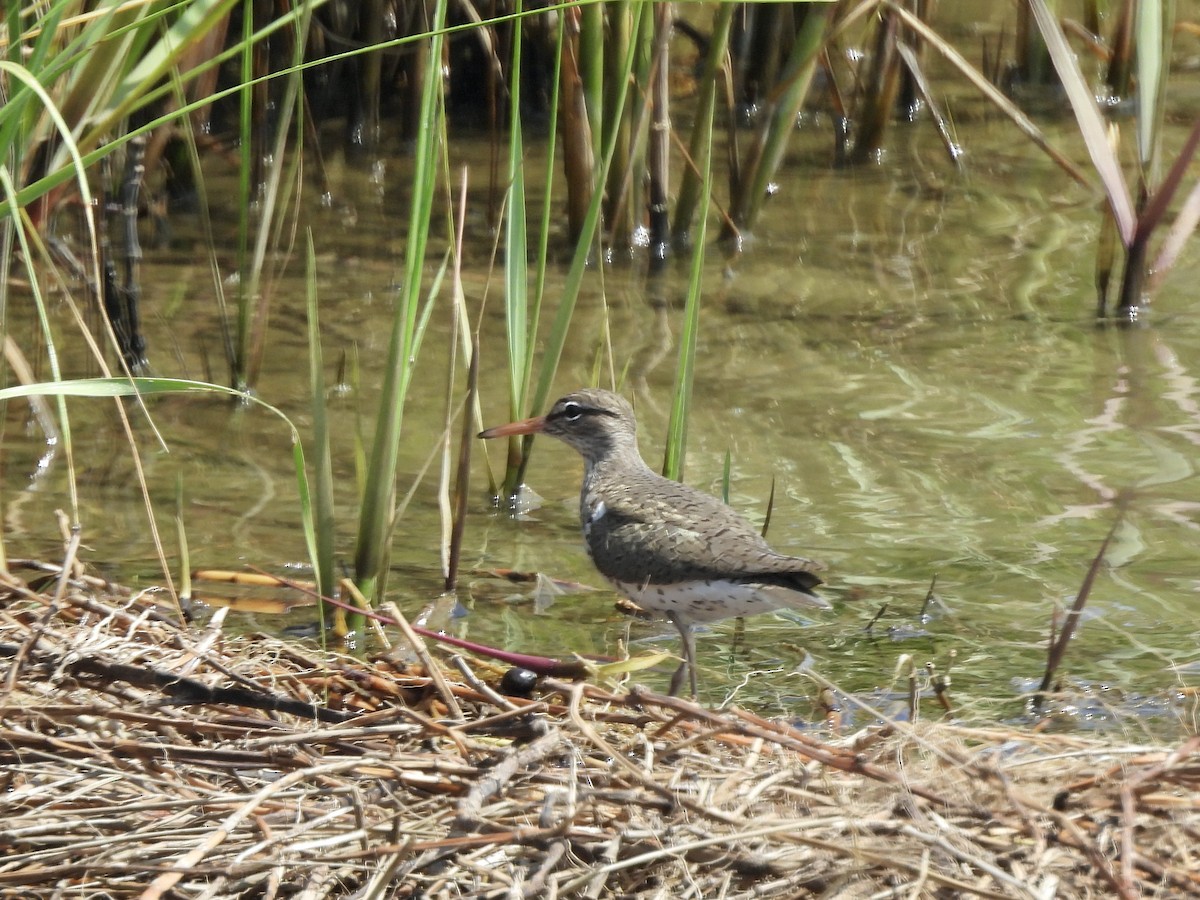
[478,415,547,439]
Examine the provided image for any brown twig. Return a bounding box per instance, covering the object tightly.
[1035,502,1126,706]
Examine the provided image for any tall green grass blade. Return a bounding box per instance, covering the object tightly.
[493,8,570,496]
[290,434,320,621]
[304,230,336,627]
[663,81,714,482]
[1134,0,1170,172]
[530,8,566,370]
[353,0,448,606]
[446,335,479,591]
[241,0,312,387]
[233,0,256,388]
[527,2,646,432]
[437,277,460,585]
[505,173,527,423]
[581,2,604,155]
[444,170,473,591]
[501,0,530,498]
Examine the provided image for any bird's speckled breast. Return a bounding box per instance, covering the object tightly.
[608,577,802,625]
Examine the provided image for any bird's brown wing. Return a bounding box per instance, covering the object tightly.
[588,483,823,589]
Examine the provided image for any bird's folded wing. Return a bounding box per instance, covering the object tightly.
[593,492,820,580]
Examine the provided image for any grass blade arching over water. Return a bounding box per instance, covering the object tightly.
[0,375,320,621]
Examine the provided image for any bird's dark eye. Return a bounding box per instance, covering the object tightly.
[561,401,584,421]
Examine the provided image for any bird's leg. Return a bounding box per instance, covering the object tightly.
[666,612,697,698]
[668,660,687,697]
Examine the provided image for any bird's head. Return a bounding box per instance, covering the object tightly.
[479,388,639,466]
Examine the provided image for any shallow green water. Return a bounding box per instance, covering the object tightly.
[4,25,1200,729]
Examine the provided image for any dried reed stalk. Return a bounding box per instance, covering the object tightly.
[0,560,1195,898]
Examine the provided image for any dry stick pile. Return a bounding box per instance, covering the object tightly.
[0,561,1197,899]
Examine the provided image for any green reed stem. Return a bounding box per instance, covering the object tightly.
[498,3,566,497]
[243,2,310,387]
[233,0,255,389]
[501,0,530,499]
[581,1,604,155]
[1135,0,1171,177]
[304,230,335,628]
[444,171,474,592]
[353,0,448,608]
[662,74,714,483]
[524,2,647,469]
[530,9,566,361]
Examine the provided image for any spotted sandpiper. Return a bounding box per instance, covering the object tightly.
[480,388,829,696]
